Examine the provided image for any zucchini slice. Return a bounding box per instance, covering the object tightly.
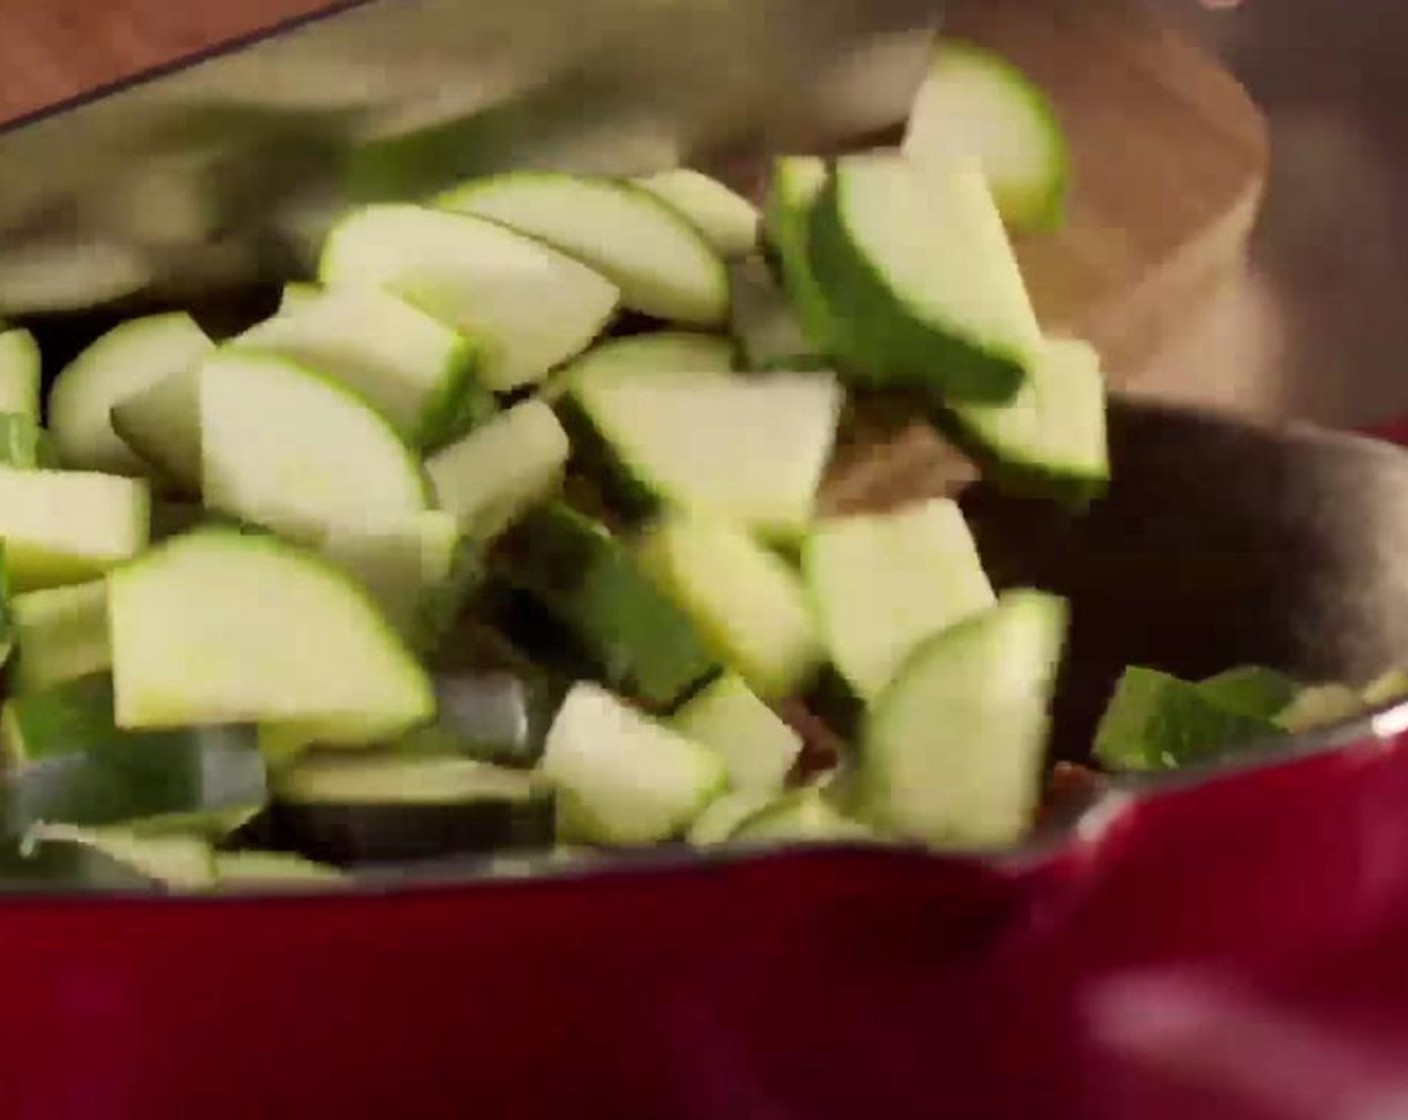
[23,823,217,890]
[108,529,434,740]
[809,152,1042,400]
[427,398,569,542]
[236,285,492,450]
[686,788,777,846]
[540,682,727,845]
[803,498,995,701]
[544,330,735,402]
[1363,668,1408,708]
[409,536,488,659]
[0,835,159,892]
[1094,666,1286,772]
[903,40,1070,232]
[729,255,827,372]
[214,850,347,888]
[437,171,728,326]
[732,784,873,844]
[762,156,858,368]
[1197,665,1301,721]
[566,367,841,538]
[638,512,822,700]
[109,367,201,491]
[1276,684,1367,733]
[49,312,213,476]
[672,673,801,794]
[0,414,54,469]
[269,752,555,864]
[11,579,110,693]
[0,467,149,591]
[946,335,1110,502]
[318,511,466,644]
[497,502,719,710]
[632,169,760,259]
[2,674,126,766]
[0,327,41,421]
[199,349,432,544]
[0,677,267,837]
[319,204,620,391]
[279,282,321,312]
[860,589,1068,847]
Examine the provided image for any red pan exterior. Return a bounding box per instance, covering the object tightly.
[3,713,1408,1120]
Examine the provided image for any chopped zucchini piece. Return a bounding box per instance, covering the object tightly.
[0,677,266,837]
[732,784,873,843]
[809,152,1041,400]
[110,367,201,490]
[540,682,727,844]
[1197,665,1301,721]
[0,467,149,591]
[498,502,718,709]
[686,788,777,845]
[861,590,1067,847]
[0,327,41,421]
[49,312,212,476]
[638,512,822,699]
[11,579,109,693]
[729,255,827,372]
[566,367,841,538]
[0,414,53,468]
[946,335,1109,502]
[319,204,619,391]
[764,156,853,366]
[199,349,432,544]
[1364,667,1408,708]
[23,823,216,890]
[1276,684,1367,733]
[0,835,159,891]
[427,399,569,541]
[236,285,491,450]
[903,39,1071,231]
[672,673,801,793]
[804,499,995,701]
[544,330,735,403]
[108,529,434,742]
[214,850,347,888]
[1094,666,1285,772]
[438,171,728,325]
[632,169,760,259]
[318,511,465,643]
[270,752,555,864]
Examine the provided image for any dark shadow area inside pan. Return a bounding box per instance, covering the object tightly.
[961,398,1408,763]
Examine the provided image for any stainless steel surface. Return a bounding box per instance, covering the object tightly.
[0,0,939,315]
[1134,0,1408,428]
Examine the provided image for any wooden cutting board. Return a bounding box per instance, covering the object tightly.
[944,0,1269,380]
[0,0,1267,382]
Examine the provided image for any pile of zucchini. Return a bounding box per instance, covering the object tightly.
[0,41,1099,891]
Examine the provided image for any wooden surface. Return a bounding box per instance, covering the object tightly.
[946,0,1269,380]
[0,0,1267,383]
[0,0,324,124]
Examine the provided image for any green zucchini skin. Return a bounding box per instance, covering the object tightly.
[0,676,267,839]
[267,754,557,866]
[0,838,160,892]
[807,170,1023,401]
[267,800,556,866]
[491,503,720,710]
